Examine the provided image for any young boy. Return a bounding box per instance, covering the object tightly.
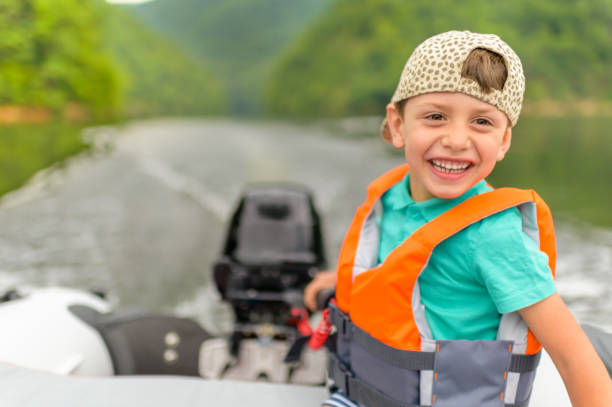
[307,31,612,407]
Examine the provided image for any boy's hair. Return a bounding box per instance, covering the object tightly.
[381,31,525,140]
[460,48,508,94]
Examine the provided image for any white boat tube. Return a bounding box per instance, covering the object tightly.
[0,287,114,375]
[0,361,329,407]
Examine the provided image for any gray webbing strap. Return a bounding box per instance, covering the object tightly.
[351,323,435,371]
[331,305,539,373]
[505,398,531,407]
[510,352,541,373]
[328,353,427,407]
[329,303,435,371]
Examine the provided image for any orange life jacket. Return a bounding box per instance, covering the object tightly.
[328,164,556,407]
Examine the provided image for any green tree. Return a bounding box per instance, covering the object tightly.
[265,0,612,118]
[0,0,122,113]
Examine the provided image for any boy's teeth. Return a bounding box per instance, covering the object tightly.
[431,159,470,173]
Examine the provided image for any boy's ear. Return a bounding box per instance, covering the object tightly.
[496,126,512,161]
[385,103,405,149]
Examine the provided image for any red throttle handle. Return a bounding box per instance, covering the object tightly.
[308,307,332,350]
[290,307,313,336]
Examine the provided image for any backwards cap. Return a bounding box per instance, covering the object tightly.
[381,30,525,139]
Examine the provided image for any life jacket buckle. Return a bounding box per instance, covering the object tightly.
[338,313,352,340]
[342,317,353,340]
[328,300,352,341]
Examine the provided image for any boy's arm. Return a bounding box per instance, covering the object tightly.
[519,293,612,406]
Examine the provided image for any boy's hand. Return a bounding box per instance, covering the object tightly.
[304,270,336,311]
[519,293,612,406]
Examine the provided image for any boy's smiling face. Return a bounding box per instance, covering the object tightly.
[386,92,512,201]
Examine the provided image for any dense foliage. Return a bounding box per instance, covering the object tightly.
[0,0,122,112]
[0,123,87,196]
[2,0,610,120]
[265,0,612,117]
[0,1,229,199]
[0,0,226,119]
[131,0,331,114]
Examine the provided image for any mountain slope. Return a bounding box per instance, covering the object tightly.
[265,0,612,118]
[130,0,332,114]
[104,6,228,117]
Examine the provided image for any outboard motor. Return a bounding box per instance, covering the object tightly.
[213,184,326,332]
[205,185,328,384]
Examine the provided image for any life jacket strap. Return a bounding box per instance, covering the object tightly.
[328,352,428,407]
[510,351,541,373]
[351,324,435,370]
[504,399,531,407]
[330,303,541,373]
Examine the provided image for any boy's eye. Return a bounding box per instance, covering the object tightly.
[427,113,445,120]
[474,117,492,126]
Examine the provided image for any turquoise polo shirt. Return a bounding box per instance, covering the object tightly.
[378,174,556,340]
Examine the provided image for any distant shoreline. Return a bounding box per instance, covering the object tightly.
[1,100,611,125]
[522,100,612,117]
[0,104,90,125]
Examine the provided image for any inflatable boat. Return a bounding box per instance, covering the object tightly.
[0,285,330,406]
[0,184,332,405]
[0,185,610,406]
[1,286,611,407]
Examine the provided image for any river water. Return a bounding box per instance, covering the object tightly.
[0,118,610,333]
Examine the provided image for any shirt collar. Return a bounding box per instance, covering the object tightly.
[383,173,491,221]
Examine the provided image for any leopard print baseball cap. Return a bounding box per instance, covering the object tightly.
[381,30,525,140]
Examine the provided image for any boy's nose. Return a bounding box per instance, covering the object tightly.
[441,127,471,150]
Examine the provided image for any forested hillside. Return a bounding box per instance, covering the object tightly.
[0,0,121,113]
[3,0,609,120]
[104,6,227,117]
[0,0,226,120]
[130,0,332,114]
[265,0,612,118]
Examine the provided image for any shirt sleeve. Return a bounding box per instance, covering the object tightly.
[472,207,556,314]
